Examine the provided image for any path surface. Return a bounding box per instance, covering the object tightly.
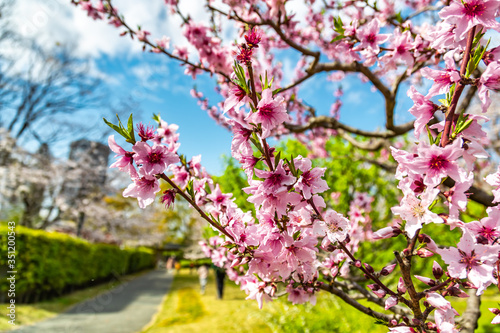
[13,270,173,333]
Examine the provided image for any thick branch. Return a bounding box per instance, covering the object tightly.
[284,115,414,139]
[458,289,481,333]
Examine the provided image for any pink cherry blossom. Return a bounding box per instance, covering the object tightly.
[108,135,135,175]
[407,86,437,138]
[391,188,443,238]
[420,53,461,97]
[207,184,233,210]
[478,61,500,113]
[315,209,351,243]
[254,160,296,195]
[411,139,464,187]
[132,141,179,175]
[136,30,150,42]
[245,89,291,138]
[385,295,398,310]
[437,229,499,295]
[439,0,500,41]
[355,19,390,57]
[466,206,500,244]
[294,157,329,199]
[123,173,160,209]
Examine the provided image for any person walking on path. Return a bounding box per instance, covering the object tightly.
[215,266,226,299]
[198,264,208,295]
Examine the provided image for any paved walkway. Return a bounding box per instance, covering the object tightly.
[13,270,173,333]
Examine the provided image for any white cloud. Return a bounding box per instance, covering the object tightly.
[12,0,214,59]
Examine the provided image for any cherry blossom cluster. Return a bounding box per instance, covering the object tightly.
[78,0,500,331]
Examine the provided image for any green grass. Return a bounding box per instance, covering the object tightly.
[142,269,389,333]
[0,270,151,332]
[144,269,500,333]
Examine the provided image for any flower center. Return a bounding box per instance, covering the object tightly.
[458,249,480,273]
[412,204,425,218]
[366,33,376,44]
[301,170,314,187]
[148,152,163,164]
[259,103,275,119]
[462,1,485,18]
[429,155,448,171]
[138,177,156,189]
[480,227,496,242]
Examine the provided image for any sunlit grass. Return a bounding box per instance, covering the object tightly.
[0,270,151,332]
[142,269,388,333]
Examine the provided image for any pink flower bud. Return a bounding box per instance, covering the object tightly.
[372,226,397,240]
[230,258,241,268]
[398,277,407,294]
[368,284,386,298]
[432,261,443,280]
[354,260,362,268]
[414,275,436,286]
[385,295,398,310]
[363,263,374,273]
[380,264,397,276]
[489,307,500,315]
[416,248,434,258]
[240,256,251,265]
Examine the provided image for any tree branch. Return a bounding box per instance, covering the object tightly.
[319,283,400,323]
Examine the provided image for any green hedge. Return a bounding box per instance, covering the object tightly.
[0,226,155,303]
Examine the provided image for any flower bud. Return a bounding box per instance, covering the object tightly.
[380,264,397,276]
[354,260,362,268]
[412,319,422,326]
[432,261,443,280]
[398,277,407,294]
[426,322,437,330]
[368,284,386,298]
[372,226,397,240]
[414,275,436,286]
[230,258,241,268]
[240,256,251,265]
[418,233,431,244]
[363,263,374,273]
[344,234,351,244]
[416,248,434,258]
[489,308,500,315]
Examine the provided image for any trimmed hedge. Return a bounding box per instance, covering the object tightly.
[0,226,155,303]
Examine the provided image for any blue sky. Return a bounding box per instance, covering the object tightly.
[10,0,417,175]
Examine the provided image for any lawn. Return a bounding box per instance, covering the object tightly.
[143,269,500,333]
[141,269,388,333]
[0,270,151,332]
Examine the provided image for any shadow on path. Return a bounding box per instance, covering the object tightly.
[12,270,173,333]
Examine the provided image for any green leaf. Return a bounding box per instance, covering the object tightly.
[103,117,124,136]
[438,98,448,107]
[330,34,345,43]
[274,151,281,169]
[394,12,403,24]
[152,113,161,124]
[127,114,136,143]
